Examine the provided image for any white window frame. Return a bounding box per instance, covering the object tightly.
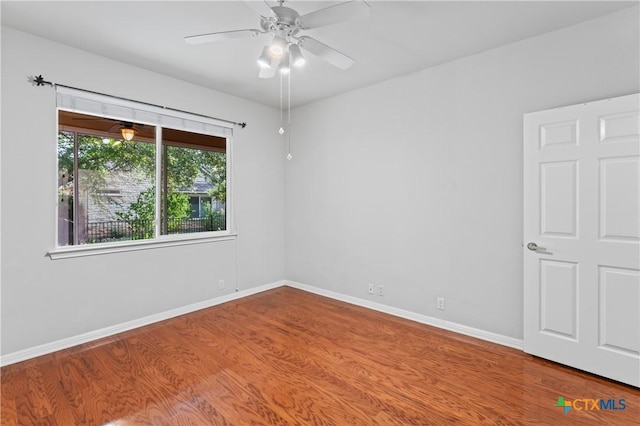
[49,87,236,260]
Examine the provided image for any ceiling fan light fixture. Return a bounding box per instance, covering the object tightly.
[257,45,272,68]
[289,43,306,67]
[279,53,291,75]
[269,36,286,58]
[120,127,135,141]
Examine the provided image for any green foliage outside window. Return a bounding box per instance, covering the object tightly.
[58,130,227,243]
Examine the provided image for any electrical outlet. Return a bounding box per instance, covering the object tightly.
[368,283,375,295]
[218,279,225,291]
[378,285,384,296]
[437,297,445,310]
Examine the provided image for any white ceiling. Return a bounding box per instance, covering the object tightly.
[2,1,637,108]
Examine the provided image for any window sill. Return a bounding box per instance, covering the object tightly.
[47,232,237,260]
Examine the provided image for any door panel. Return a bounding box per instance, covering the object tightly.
[599,266,640,355]
[540,161,577,237]
[539,260,578,339]
[600,111,640,144]
[599,157,639,241]
[540,120,579,148]
[524,93,640,387]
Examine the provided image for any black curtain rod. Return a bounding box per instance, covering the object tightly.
[30,75,247,128]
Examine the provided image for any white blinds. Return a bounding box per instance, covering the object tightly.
[56,86,233,138]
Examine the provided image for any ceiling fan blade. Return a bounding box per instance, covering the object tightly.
[185,29,261,45]
[298,36,354,70]
[298,0,370,30]
[244,0,275,18]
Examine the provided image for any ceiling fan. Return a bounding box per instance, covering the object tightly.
[110,122,142,141]
[68,115,146,141]
[184,0,371,78]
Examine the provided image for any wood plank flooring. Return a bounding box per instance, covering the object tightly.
[2,286,639,425]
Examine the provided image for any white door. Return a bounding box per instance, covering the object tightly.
[523,93,640,387]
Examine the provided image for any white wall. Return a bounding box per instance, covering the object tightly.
[1,27,286,355]
[285,8,640,339]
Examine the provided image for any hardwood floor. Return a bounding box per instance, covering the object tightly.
[2,286,639,425]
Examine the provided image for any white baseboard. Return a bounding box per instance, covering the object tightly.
[0,280,286,367]
[2,279,522,367]
[285,281,524,350]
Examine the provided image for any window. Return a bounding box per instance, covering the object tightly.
[161,128,227,236]
[56,87,232,248]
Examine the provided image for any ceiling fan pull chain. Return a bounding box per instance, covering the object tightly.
[286,70,292,160]
[278,71,284,135]
[280,71,283,123]
[288,70,291,125]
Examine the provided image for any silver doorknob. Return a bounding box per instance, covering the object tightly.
[527,242,546,251]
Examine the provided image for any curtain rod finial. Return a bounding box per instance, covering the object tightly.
[29,75,50,87]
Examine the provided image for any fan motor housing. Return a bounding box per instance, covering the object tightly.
[269,6,301,35]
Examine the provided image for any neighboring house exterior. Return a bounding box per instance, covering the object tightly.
[58,169,225,245]
[85,172,223,223]
[184,177,225,218]
[83,169,152,223]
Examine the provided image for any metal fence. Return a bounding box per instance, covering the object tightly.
[86,216,226,243]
